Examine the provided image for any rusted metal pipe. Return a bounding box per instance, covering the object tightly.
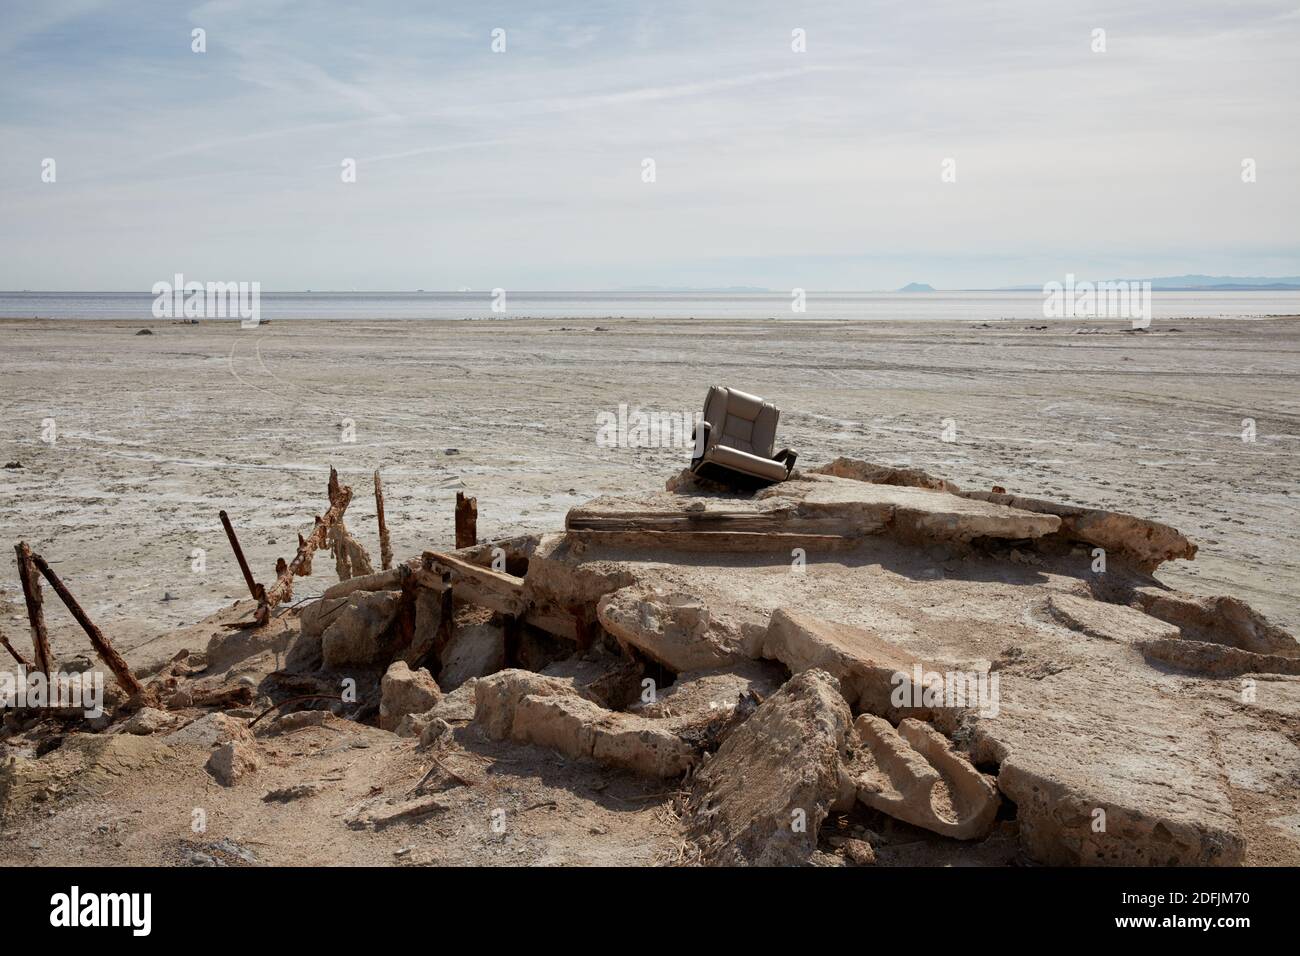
[219,509,262,602]
[30,553,142,696]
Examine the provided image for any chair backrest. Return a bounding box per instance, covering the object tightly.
[702,386,780,456]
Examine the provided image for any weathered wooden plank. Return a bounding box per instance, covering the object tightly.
[417,550,527,617]
[374,469,393,571]
[455,492,478,549]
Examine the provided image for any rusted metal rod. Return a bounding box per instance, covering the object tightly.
[29,553,143,696]
[374,468,392,571]
[0,624,32,669]
[219,509,262,603]
[256,466,352,626]
[14,542,52,676]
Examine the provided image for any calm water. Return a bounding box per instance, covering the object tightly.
[1,290,1298,322]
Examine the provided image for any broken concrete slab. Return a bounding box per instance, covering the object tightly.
[569,474,1060,552]
[379,661,442,731]
[960,490,1196,571]
[785,475,1061,544]
[631,663,779,721]
[808,457,961,493]
[1045,592,1181,644]
[300,596,350,639]
[850,715,999,840]
[748,607,930,719]
[1138,637,1300,677]
[539,652,644,710]
[1133,589,1299,656]
[473,668,694,777]
[969,655,1246,866]
[685,669,853,866]
[598,586,744,673]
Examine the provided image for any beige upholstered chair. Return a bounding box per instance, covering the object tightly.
[689,386,797,489]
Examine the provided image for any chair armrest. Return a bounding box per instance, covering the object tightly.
[773,447,798,472]
[691,420,713,460]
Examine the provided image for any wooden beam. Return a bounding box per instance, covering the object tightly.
[565,506,855,535]
[455,492,477,549]
[416,549,527,617]
[14,542,52,676]
[321,566,406,601]
[374,469,393,571]
[29,553,142,696]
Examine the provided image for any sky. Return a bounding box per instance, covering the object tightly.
[1,0,1297,291]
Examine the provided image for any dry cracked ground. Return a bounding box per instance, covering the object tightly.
[0,316,1297,866]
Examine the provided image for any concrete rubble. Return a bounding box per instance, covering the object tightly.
[3,457,1296,867]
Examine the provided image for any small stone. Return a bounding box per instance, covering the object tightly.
[118,707,176,736]
[841,837,877,866]
[205,740,261,785]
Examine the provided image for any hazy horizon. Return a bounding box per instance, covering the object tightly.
[2,0,1298,290]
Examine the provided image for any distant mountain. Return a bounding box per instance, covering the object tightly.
[898,282,936,292]
[1138,274,1300,290]
[993,275,1300,291]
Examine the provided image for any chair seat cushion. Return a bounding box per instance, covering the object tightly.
[703,443,789,482]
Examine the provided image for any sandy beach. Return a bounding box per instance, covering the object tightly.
[2,315,1297,668]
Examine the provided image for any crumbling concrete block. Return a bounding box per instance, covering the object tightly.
[511,693,696,778]
[474,669,695,778]
[397,678,480,738]
[320,590,403,668]
[379,661,443,732]
[473,669,578,739]
[598,586,744,672]
[206,739,260,786]
[685,669,853,866]
[850,715,999,840]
